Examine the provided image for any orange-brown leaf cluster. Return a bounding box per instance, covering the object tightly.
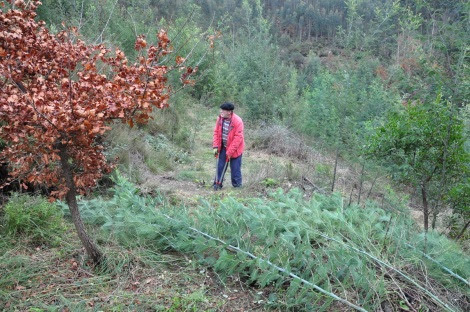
[207,31,222,49]
[180,66,198,86]
[0,0,176,198]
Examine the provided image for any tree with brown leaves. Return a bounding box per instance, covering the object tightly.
[0,0,192,264]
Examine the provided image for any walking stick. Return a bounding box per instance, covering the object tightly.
[213,152,219,189]
[214,156,230,190]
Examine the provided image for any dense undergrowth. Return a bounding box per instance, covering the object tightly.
[0,192,261,311]
[65,174,469,311]
[1,194,66,247]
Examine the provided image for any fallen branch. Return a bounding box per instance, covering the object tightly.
[404,243,469,287]
[302,176,326,194]
[161,214,368,312]
[307,228,457,312]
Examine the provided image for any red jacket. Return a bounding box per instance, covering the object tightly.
[213,113,245,159]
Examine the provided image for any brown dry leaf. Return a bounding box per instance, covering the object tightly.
[175,56,185,65]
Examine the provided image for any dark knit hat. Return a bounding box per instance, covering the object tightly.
[220,102,235,111]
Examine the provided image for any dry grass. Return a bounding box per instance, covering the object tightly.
[0,230,270,311]
[250,124,312,161]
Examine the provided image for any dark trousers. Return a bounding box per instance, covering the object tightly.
[216,146,242,187]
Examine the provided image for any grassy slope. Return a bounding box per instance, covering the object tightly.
[1,106,468,311]
[0,227,268,311]
[0,108,278,312]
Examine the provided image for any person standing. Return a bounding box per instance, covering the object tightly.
[213,102,245,189]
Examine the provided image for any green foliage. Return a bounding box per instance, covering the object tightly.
[207,31,297,122]
[315,163,332,178]
[368,95,468,186]
[77,176,469,311]
[176,169,199,182]
[296,52,322,90]
[446,177,470,238]
[146,94,197,150]
[0,223,223,311]
[37,0,160,58]
[200,6,300,122]
[59,173,184,250]
[1,193,65,246]
[167,291,209,312]
[0,251,46,299]
[297,62,399,153]
[285,161,301,181]
[447,177,470,218]
[261,178,279,187]
[368,95,469,231]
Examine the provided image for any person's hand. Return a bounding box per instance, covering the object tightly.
[226,155,230,162]
[213,148,218,157]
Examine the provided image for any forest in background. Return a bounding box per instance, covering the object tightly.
[1,0,469,311]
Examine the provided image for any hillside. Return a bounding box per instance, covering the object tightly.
[0,0,469,311]
[2,107,469,311]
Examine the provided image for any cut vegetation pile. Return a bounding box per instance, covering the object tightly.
[70,175,469,311]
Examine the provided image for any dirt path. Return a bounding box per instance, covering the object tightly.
[131,108,363,200]
[133,109,253,201]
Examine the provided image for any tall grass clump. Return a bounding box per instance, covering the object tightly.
[1,193,65,246]
[145,93,197,150]
[105,123,189,180]
[250,124,311,160]
[78,176,469,311]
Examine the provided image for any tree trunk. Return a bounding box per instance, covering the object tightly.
[456,220,470,240]
[421,183,429,232]
[331,148,339,192]
[431,209,439,230]
[432,123,450,230]
[348,183,356,207]
[366,173,379,200]
[308,18,311,41]
[357,162,365,205]
[58,144,103,265]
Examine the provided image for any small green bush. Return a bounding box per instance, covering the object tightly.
[315,163,331,177]
[2,193,65,246]
[285,161,300,181]
[261,178,279,187]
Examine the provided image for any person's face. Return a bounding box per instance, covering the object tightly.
[220,109,232,119]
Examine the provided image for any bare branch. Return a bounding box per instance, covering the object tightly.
[94,0,119,44]
[126,8,139,39]
[77,0,85,33]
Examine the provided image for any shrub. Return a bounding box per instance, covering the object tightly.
[261,178,279,187]
[315,163,332,178]
[1,193,65,246]
[251,125,311,160]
